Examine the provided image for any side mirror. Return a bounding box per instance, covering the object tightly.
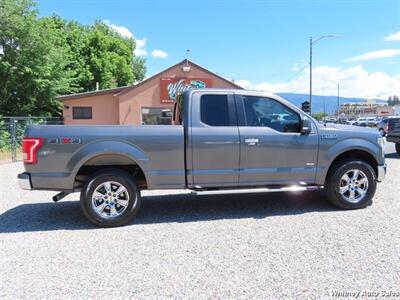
[301,117,312,135]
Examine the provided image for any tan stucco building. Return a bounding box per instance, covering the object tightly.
[338,101,395,117]
[59,60,242,125]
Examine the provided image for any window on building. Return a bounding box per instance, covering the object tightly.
[200,94,229,126]
[242,96,301,132]
[72,107,92,119]
[141,107,172,125]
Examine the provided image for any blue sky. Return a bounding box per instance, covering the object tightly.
[37,0,400,98]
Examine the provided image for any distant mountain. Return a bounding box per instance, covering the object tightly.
[277,93,387,114]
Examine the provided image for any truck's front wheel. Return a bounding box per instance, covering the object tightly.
[396,143,400,155]
[325,160,376,209]
[80,169,141,227]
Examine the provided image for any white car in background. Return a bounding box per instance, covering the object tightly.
[365,117,377,127]
[355,117,367,126]
[346,120,357,125]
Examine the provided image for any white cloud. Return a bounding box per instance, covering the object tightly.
[346,49,400,61]
[291,66,300,72]
[134,38,148,57]
[235,80,254,90]
[103,20,133,38]
[103,20,148,57]
[383,31,400,42]
[237,65,400,99]
[151,49,168,58]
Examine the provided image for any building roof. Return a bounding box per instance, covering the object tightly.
[58,86,128,101]
[57,59,243,101]
[116,59,243,96]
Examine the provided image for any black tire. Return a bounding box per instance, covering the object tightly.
[80,168,141,227]
[396,143,400,155]
[325,160,376,209]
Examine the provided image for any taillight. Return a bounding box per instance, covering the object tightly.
[22,137,43,164]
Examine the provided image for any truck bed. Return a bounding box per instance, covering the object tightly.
[24,125,185,191]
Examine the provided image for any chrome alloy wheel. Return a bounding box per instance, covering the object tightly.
[91,181,130,218]
[339,169,369,203]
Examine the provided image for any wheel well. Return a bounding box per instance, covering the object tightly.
[74,154,148,190]
[327,150,378,179]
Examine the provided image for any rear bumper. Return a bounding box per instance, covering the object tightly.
[18,172,32,190]
[18,171,75,191]
[377,164,386,182]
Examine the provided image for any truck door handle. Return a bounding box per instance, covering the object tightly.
[244,138,259,146]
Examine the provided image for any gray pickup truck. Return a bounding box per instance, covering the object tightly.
[18,89,386,227]
[385,117,400,154]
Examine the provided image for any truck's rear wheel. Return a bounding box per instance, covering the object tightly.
[325,160,376,209]
[396,143,400,155]
[80,169,141,227]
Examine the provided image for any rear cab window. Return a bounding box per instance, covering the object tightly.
[200,94,230,126]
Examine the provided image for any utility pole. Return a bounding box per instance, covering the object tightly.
[309,34,342,115]
[337,83,340,117]
[323,87,326,124]
[309,37,313,113]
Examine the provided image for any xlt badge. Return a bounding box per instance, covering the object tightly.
[320,134,338,139]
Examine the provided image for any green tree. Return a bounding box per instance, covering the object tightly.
[388,95,393,106]
[0,0,77,116]
[83,20,145,91]
[312,112,328,121]
[0,118,11,150]
[0,0,146,116]
[39,17,146,92]
[387,95,400,106]
[393,95,400,106]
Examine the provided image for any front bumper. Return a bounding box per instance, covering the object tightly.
[18,172,32,190]
[377,164,386,182]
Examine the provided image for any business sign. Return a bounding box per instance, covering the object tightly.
[160,77,212,103]
[379,110,391,116]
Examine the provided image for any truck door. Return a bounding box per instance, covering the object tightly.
[189,92,240,188]
[236,94,319,186]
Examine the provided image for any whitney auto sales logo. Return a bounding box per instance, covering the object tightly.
[167,79,206,100]
[331,290,400,298]
[159,77,212,103]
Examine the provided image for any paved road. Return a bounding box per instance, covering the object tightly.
[0,143,399,299]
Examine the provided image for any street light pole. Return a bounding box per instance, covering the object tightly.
[309,37,313,113]
[337,83,340,117]
[309,34,342,114]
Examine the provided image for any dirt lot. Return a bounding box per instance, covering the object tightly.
[0,143,399,299]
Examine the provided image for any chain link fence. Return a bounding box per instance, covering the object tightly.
[0,117,63,163]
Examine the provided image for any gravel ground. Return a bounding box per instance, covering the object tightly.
[1,143,399,299]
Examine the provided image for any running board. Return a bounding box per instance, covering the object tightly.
[191,185,321,196]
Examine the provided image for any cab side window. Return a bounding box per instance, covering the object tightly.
[242,96,301,133]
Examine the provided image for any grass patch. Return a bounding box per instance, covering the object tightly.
[0,148,22,164]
